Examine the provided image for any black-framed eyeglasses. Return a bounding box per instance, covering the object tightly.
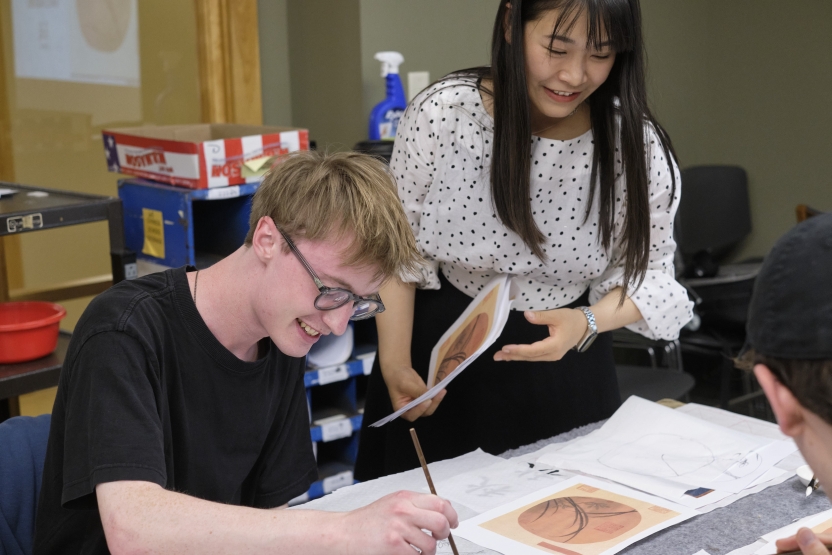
[277,227,385,321]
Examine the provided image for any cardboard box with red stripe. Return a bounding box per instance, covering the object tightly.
[102,124,310,189]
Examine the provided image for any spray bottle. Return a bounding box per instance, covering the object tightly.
[368,51,406,141]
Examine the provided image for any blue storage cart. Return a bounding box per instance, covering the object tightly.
[118,178,258,268]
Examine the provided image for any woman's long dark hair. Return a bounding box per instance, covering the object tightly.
[457,0,677,296]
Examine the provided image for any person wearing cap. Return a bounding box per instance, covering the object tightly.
[736,212,832,555]
[33,151,458,555]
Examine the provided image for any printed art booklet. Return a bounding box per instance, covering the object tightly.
[370,274,516,427]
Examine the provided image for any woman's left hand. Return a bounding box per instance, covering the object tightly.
[494,308,588,362]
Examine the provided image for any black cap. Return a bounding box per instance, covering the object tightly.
[745,212,832,360]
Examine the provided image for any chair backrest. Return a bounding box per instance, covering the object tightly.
[0,414,51,555]
[676,165,752,259]
[796,204,825,223]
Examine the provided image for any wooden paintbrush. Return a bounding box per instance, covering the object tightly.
[410,428,460,555]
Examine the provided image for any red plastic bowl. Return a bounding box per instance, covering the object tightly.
[0,301,67,364]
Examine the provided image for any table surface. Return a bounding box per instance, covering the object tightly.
[303,418,832,555]
[0,332,69,399]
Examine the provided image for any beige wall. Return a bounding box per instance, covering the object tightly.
[258,0,293,127]
[358,0,497,120]
[262,0,832,260]
[643,0,832,260]
[262,0,495,149]
[286,0,364,151]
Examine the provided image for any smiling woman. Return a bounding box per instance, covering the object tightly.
[355,0,693,481]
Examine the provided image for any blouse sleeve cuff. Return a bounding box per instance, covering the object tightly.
[590,271,694,341]
[400,259,441,290]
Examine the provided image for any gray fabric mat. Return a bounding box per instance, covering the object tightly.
[499,420,832,555]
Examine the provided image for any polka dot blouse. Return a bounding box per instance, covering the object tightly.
[392,77,693,340]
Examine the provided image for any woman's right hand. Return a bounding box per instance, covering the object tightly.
[374,278,445,422]
[380,362,447,422]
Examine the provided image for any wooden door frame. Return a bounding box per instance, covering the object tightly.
[194,0,263,125]
[0,1,264,302]
[0,1,21,302]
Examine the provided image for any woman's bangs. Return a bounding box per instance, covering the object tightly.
[545,0,635,53]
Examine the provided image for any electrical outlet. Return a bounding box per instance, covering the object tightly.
[407,71,430,102]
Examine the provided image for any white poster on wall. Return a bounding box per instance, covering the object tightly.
[11,0,140,88]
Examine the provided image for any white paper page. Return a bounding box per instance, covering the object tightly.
[436,536,498,555]
[370,274,515,427]
[538,397,776,500]
[753,508,832,554]
[698,439,796,494]
[298,448,502,516]
[432,458,572,514]
[678,403,805,472]
[691,551,712,555]
[727,541,767,555]
[455,475,698,555]
[676,403,789,441]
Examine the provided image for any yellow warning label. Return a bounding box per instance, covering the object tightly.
[142,208,165,259]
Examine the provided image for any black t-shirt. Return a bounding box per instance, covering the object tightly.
[33,267,317,554]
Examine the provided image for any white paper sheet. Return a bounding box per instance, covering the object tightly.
[297,448,502,515]
[676,403,789,441]
[727,542,767,555]
[538,397,789,501]
[436,536,497,555]
[699,439,796,494]
[370,274,516,427]
[455,475,698,555]
[432,458,572,514]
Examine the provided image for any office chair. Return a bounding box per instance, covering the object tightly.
[675,165,764,413]
[0,414,50,555]
[613,328,695,403]
[796,204,824,223]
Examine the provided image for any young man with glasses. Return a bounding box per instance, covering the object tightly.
[34,151,458,555]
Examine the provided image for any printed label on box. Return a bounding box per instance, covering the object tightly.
[323,471,353,494]
[317,364,349,385]
[206,186,241,200]
[142,208,165,259]
[117,146,200,180]
[320,418,352,442]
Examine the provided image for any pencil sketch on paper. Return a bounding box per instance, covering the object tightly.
[598,433,763,481]
[464,475,515,498]
[436,538,490,555]
[434,460,567,515]
[429,285,499,387]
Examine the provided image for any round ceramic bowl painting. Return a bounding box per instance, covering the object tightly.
[518,496,642,544]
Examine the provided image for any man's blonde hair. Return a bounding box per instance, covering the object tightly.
[245,150,422,282]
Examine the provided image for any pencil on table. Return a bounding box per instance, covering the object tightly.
[409,428,460,555]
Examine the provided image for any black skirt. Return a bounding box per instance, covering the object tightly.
[354,272,621,481]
